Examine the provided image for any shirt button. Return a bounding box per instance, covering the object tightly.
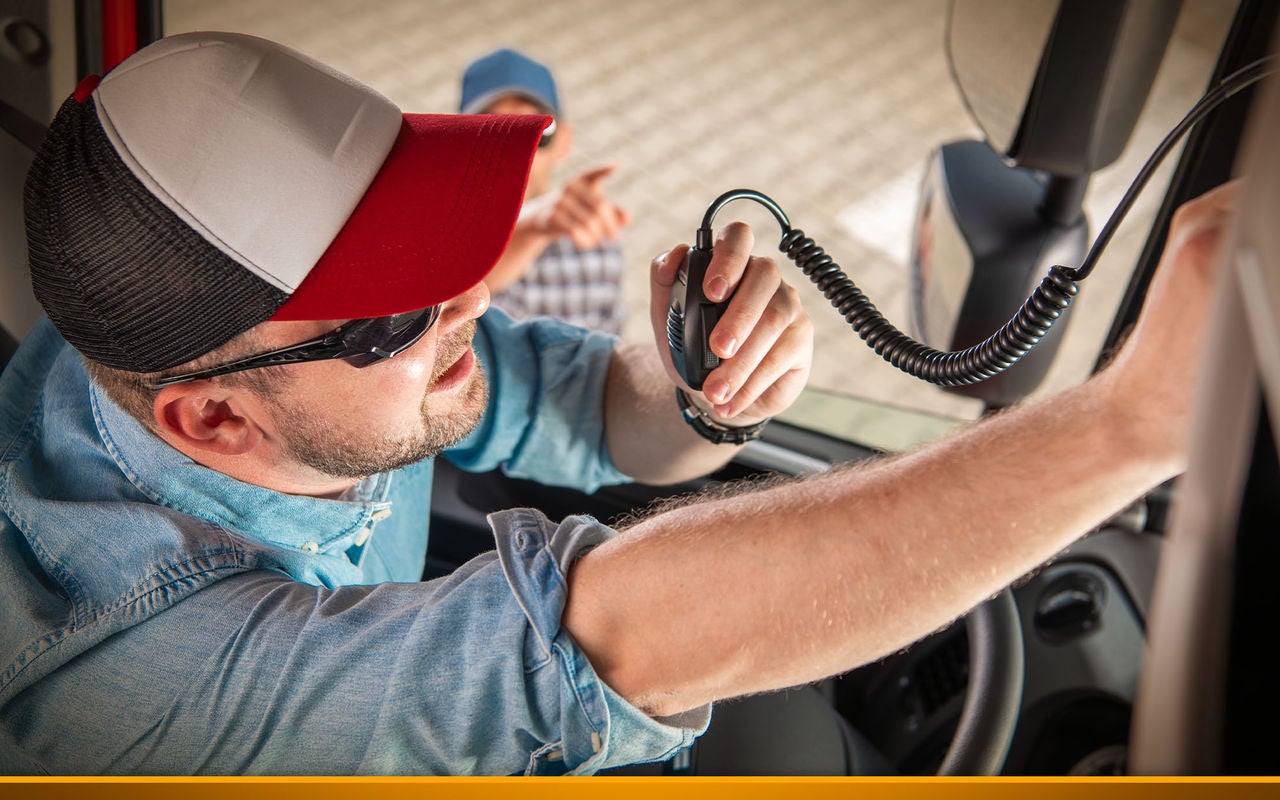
[353,527,372,547]
[371,509,392,522]
[301,541,319,554]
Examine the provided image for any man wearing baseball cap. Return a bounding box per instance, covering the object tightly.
[459,48,631,334]
[0,31,1234,776]
[0,30,805,775]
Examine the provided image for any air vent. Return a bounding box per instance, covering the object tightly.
[912,633,970,715]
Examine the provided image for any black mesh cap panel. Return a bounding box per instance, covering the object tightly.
[24,95,288,373]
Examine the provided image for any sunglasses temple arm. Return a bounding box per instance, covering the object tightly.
[146,336,344,390]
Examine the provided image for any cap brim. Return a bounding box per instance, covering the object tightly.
[270,112,550,321]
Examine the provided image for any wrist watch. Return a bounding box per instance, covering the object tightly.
[675,388,770,445]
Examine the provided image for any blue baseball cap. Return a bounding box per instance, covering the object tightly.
[459,48,560,116]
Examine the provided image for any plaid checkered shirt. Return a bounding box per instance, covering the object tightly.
[490,236,625,335]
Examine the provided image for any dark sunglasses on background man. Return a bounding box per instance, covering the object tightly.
[538,118,557,148]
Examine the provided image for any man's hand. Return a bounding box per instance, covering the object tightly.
[484,164,633,294]
[648,222,813,424]
[524,163,632,250]
[602,222,812,484]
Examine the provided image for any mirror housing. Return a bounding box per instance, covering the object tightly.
[948,0,1183,175]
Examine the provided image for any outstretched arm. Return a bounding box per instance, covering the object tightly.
[571,181,1236,717]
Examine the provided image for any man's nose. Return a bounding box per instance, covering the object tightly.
[437,281,490,332]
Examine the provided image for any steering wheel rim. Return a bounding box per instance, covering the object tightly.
[659,586,1025,776]
[937,588,1025,775]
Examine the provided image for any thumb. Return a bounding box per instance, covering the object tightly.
[649,246,690,381]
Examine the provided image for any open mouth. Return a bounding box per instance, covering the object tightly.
[430,346,475,393]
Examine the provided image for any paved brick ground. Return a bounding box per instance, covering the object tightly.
[167,0,1232,432]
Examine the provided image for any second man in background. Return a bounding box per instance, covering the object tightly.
[460,48,631,334]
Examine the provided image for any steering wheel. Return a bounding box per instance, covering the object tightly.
[937,588,1025,775]
[679,587,1025,776]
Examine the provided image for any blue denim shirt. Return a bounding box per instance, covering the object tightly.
[0,313,708,775]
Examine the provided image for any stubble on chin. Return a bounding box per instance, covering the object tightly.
[420,353,489,450]
[275,326,489,480]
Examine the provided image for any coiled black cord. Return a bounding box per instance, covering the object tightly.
[786,228,1079,386]
[697,56,1277,387]
[699,188,1081,386]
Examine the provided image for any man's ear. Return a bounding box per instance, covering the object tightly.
[152,384,263,456]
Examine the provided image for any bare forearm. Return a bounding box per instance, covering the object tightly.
[569,368,1173,716]
[603,342,750,484]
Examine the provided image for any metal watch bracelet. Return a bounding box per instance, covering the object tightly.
[675,388,770,445]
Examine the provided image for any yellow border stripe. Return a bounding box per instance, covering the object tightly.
[3,777,1280,800]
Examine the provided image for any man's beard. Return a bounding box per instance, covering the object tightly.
[268,325,488,479]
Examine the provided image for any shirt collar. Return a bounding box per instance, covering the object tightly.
[90,380,392,554]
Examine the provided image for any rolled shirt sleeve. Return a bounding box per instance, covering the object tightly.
[490,509,709,774]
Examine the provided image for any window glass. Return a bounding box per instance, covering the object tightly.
[167,0,1237,450]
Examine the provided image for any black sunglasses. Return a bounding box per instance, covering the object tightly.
[148,305,442,390]
[538,118,557,148]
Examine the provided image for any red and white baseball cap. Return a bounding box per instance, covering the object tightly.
[25,31,548,372]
